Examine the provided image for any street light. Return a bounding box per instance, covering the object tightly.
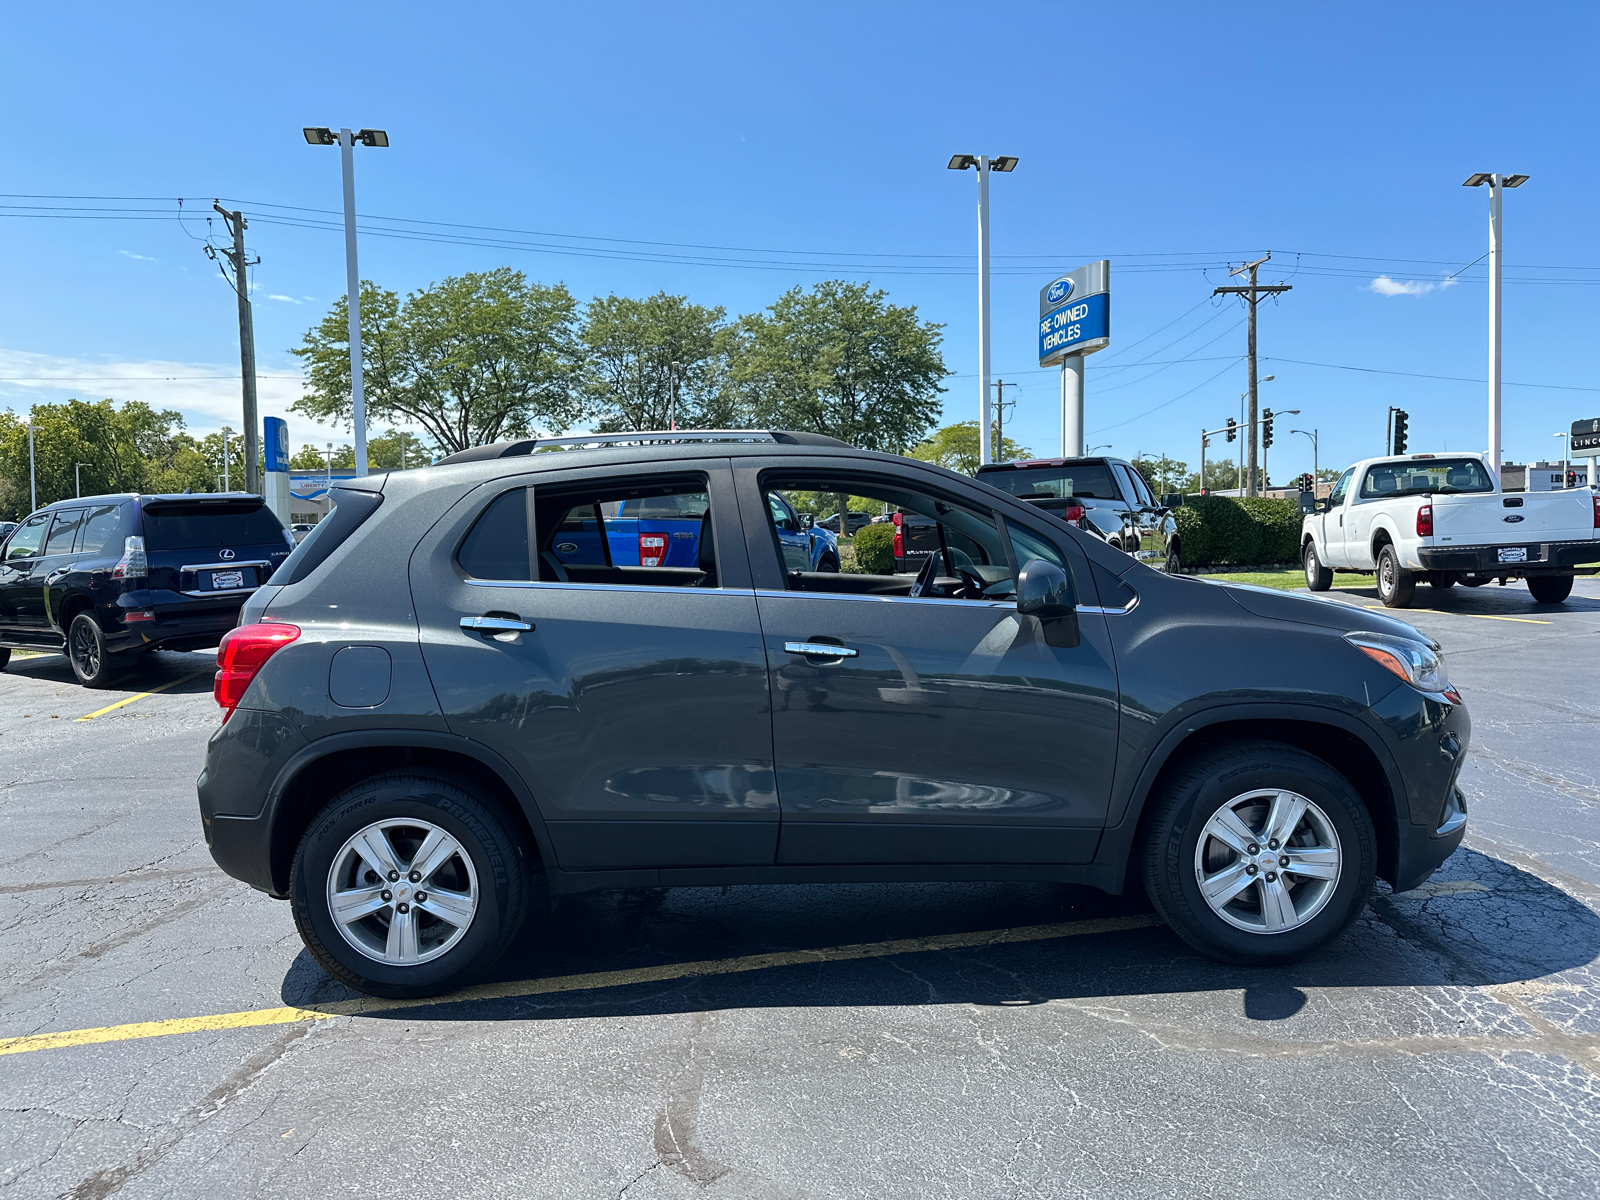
[75,462,90,498]
[1291,427,1319,489]
[305,125,390,477]
[1556,431,1569,483]
[221,428,233,492]
[1086,443,1112,454]
[1464,172,1528,484]
[27,418,36,511]
[949,152,1018,465]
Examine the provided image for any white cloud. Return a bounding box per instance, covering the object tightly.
[1369,274,1459,297]
[268,294,302,304]
[118,250,157,262]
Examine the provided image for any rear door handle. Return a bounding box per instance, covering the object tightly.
[785,641,858,658]
[45,568,69,582]
[461,615,533,632]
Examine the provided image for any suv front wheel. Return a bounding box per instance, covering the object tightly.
[1142,741,1376,964]
[290,771,529,998]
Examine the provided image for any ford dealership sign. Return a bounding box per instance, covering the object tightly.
[1046,278,1073,306]
[1039,261,1110,365]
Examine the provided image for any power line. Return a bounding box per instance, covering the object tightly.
[1090,358,1245,435]
[1263,356,1600,393]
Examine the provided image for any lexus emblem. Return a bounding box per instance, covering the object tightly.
[220,548,236,559]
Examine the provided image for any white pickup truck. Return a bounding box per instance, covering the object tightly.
[1300,452,1600,607]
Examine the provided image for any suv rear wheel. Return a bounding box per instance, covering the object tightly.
[290,771,528,998]
[1142,741,1376,964]
[67,612,132,687]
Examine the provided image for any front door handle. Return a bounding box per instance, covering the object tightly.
[461,615,533,632]
[785,641,858,658]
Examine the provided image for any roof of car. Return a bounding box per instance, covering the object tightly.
[27,491,267,513]
[976,456,1120,471]
[434,429,850,466]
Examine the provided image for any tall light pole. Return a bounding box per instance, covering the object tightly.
[1291,427,1319,490]
[948,153,1018,465]
[1556,431,1569,483]
[75,462,90,498]
[305,126,390,477]
[27,419,36,511]
[1464,173,1528,484]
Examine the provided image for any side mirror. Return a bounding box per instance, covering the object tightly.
[1016,558,1080,649]
[802,514,814,529]
[1312,497,1329,514]
[1160,493,1184,508]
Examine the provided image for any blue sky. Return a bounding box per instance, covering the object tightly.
[2,1,1597,480]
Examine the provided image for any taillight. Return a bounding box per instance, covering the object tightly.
[1416,504,1433,537]
[1062,504,1086,526]
[1593,495,1599,529]
[639,533,668,567]
[893,511,904,558]
[111,536,147,580]
[214,623,301,720]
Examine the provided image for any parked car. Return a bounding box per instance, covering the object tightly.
[976,456,1180,571]
[1301,453,1600,606]
[0,521,16,543]
[198,429,1469,998]
[814,510,875,534]
[290,523,317,543]
[0,492,294,685]
[763,489,840,572]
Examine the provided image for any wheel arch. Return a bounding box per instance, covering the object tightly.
[54,589,95,632]
[263,731,554,897]
[1098,706,1403,891]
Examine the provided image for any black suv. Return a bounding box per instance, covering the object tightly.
[0,492,293,686]
[197,431,1469,998]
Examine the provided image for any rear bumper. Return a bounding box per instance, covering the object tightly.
[1416,539,1600,574]
[105,594,244,655]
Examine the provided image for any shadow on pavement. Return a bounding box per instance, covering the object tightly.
[1328,583,1600,615]
[4,648,216,693]
[279,845,1600,1019]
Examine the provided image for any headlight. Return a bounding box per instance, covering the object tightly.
[1343,631,1458,700]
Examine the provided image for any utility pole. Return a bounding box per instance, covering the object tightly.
[993,379,1014,462]
[210,206,260,495]
[1214,255,1291,497]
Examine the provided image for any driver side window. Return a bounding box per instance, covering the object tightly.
[1329,468,1354,506]
[4,514,49,562]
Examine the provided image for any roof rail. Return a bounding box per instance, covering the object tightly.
[435,429,849,465]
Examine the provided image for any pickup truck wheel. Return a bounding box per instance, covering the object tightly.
[1527,575,1573,604]
[817,553,840,573]
[290,771,528,998]
[1375,545,1415,608]
[1142,741,1376,965]
[1302,542,1332,591]
[0,648,9,671]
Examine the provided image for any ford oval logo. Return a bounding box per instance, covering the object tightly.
[219,548,236,559]
[556,542,578,553]
[1046,278,1073,305]
[1503,515,1525,523]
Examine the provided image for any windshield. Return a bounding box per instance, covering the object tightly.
[1359,459,1495,498]
[980,464,1121,500]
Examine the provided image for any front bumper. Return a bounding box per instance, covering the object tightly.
[1417,539,1600,574]
[1369,684,1473,892]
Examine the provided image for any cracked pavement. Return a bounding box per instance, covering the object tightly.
[2,579,1600,1198]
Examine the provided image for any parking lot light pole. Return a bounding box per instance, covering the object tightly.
[27,419,36,511]
[1464,172,1528,484]
[75,463,90,498]
[948,153,1018,465]
[305,126,389,477]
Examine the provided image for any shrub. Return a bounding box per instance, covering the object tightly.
[850,521,896,573]
[1173,495,1302,567]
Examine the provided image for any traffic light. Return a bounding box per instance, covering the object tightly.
[1568,470,1579,489]
[1392,409,1409,454]
[1226,417,1237,443]
[1297,472,1315,491]
[1262,409,1275,448]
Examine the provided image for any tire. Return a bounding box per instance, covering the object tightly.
[817,554,840,573]
[0,648,9,671]
[1527,574,1573,604]
[290,771,529,998]
[1142,741,1376,965]
[1303,542,1332,592]
[1374,544,1415,608]
[67,612,132,687]
[1164,542,1182,575]
[1429,576,1456,589]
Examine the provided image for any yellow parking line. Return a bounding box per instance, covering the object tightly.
[0,913,1160,1057]
[74,671,208,722]
[1358,605,1551,625]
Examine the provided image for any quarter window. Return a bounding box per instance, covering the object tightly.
[76,506,124,557]
[458,489,533,582]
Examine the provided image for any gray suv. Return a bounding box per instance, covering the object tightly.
[197,431,1470,998]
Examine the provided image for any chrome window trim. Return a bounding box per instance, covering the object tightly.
[1078,594,1140,616]
[462,578,746,597]
[754,588,1014,610]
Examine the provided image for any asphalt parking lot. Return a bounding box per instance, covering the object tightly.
[3,578,1599,1199]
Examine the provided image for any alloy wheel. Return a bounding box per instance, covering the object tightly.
[1193,788,1343,934]
[325,818,480,965]
[71,621,101,679]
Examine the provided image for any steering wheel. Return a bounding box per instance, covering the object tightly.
[955,565,988,599]
[908,550,943,598]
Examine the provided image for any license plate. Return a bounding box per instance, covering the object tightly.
[210,570,245,589]
[1497,547,1528,564]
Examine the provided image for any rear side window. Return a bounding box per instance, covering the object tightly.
[458,488,533,581]
[77,505,124,556]
[45,509,87,554]
[141,502,285,550]
[276,488,384,586]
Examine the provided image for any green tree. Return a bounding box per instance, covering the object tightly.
[1131,454,1189,496]
[292,269,584,456]
[728,281,947,451]
[909,421,1031,476]
[580,292,733,431]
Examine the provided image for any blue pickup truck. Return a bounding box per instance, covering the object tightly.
[549,490,838,571]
